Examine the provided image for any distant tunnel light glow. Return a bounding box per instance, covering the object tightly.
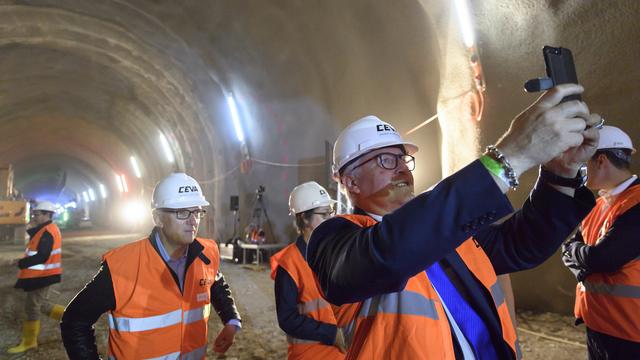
[454,0,475,48]
[120,174,129,193]
[115,174,124,192]
[121,200,147,225]
[226,94,245,143]
[159,133,175,163]
[82,191,89,203]
[130,156,142,178]
[88,188,96,201]
[99,183,107,199]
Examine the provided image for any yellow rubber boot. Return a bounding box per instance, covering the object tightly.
[7,320,40,354]
[48,304,65,322]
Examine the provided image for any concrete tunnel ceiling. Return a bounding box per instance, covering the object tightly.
[2,0,640,314]
[0,0,443,232]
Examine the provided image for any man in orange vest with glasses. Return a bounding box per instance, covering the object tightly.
[8,200,66,354]
[307,84,602,359]
[563,125,640,359]
[270,181,346,359]
[61,172,241,359]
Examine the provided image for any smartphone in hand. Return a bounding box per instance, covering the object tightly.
[543,46,581,102]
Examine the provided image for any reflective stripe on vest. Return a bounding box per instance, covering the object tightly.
[26,248,61,256]
[340,289,440,347]
[108,305,210,332]
[490,281,505,307]
[27,263,61,271]
[107,345,207,360]
[297,298,331,314]
[581,281,640,298]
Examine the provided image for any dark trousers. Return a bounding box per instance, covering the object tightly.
[587,327,640,360]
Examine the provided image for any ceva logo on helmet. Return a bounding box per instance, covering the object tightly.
[178,186,199,193]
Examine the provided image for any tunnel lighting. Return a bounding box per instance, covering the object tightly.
[130,156,142,178]
[159,133,175,163]
[120,200,147,226]
[99,183,108,199]
[120,174,129,193]
[64,201,77,208]
[82,191,89,203]
[226,94,245,143]
[88,188,96,201]
[454,0,475,48]
[115,174,124,192]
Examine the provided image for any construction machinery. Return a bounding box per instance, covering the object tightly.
[0,165,30,243]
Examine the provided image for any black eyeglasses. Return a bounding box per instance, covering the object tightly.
[351,153,415,172]
[312,209,336,219]
[162,209,207,220]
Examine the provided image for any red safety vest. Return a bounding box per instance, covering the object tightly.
[271,243,345,360]
[103,237,219,360]
[334,214,520,360]
[575,183,640,342]
[18,222,62,279]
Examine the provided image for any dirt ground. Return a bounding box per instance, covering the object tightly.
[0,232,587,359]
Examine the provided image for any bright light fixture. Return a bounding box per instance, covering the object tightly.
[159,133,175,163]
[88,188,96,201]
[99,183,107,199]
[226,94,245,143]
[454,0,475,48]
[130,156,142,178]
[120,174,129,193]
[115,174,124,192]
[82,191,89,203]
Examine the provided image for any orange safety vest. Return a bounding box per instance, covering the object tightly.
[333,214,520,360]
[18,222,62,279]
[270,242,345,360]
[575,184,640,342]
[103,237,220,360]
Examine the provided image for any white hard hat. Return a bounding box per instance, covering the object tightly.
[33,200,56,213]
[333,115,418,175]
[288,181,336,215]
[151,172,210,209]
[598,125,635,153]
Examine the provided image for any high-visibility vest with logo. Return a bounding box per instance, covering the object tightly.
[575,184,640,342]
[333,214,520,360]
[18,223,62,279]
[103,237,220,360]
[270,243,345,360]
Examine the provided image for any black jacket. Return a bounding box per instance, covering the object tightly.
[60,229,241,359]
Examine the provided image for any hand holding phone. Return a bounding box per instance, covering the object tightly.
[524,46,581,103]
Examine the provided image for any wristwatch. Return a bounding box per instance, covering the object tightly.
[539,166,586,188]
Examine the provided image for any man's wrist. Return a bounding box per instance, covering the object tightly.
[539,166,585,189]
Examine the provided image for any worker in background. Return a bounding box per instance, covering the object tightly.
[60,172,241,359]
[306,84,602,359]
[270,181,345,359]
[562,125,640,359]
[8,200,66,354]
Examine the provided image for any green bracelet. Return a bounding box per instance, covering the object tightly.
[480,155,510,187]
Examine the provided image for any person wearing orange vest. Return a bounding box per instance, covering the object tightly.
[60,172,241,359]
[562,125,640,359]
[306,84,603,359]
[270,181,345,359]
[8,200,66,354]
